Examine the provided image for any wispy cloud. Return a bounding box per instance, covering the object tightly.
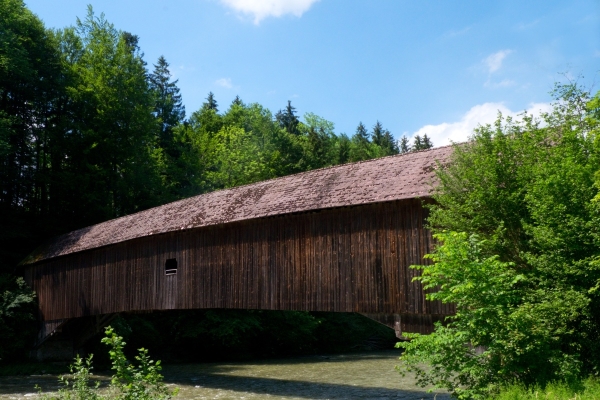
[171,64,195,79]
[484,78,516,89]
[442,26,471,39]
[408,102,552,147]
[215,78,233,89]
[484,50,513,74]
[220,0,320,24]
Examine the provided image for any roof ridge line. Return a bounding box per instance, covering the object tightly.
[57,145,455,234]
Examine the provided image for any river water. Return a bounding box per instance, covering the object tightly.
[0,350,449,399]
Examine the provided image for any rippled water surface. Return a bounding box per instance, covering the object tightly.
[0,350,449,399]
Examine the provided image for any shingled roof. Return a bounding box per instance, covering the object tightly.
[22,145,453,265]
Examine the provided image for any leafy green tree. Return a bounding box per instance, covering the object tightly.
[57,7,162,223]
[223,101,304,179]
[299,112,338,169]
[207,125,266,188]
[398,84,600,398]
[193,93,223,137]
[0,0,70,271]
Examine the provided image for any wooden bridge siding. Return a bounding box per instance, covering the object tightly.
[26,200,455,322]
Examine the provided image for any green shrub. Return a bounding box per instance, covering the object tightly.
[397,84,600,399]
[39,326,177,400]
[494,378,600,400]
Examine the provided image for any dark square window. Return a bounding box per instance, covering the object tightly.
[165,258,177,275]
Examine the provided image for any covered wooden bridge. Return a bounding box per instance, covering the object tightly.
[22,145,454,357]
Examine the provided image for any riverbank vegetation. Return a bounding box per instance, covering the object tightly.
[398,85,600,399]
[38,327,177,400]
[0,0,419,364]
[494,377,600,400]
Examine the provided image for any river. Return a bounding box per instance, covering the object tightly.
[0,350,449,399]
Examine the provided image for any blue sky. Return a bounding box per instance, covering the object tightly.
[25,0,600,146]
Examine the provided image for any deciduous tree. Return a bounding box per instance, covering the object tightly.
[398,84,600,398]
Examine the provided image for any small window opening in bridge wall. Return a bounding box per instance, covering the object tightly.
[165,258,177,275]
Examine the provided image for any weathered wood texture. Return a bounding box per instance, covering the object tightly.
[24,199,454,331]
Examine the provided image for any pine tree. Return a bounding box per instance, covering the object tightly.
[399,135,411,153]
[413,134,423,150]
[380,129,399,155]
[231,95,244,107]
[355,122,369,142]
[203,92,218,112]
[275,100,300,135]
[121,31,140,53]
[422,134,433,149]
[349,122,372,161]
[371,121,385,146]
[149,55,185,150]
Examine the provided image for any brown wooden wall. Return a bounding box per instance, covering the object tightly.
[24,199,454,325]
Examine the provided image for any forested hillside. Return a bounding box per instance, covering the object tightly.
[0,0,432,361]
[0,0,433,275]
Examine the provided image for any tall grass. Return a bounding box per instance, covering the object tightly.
[494,378,600,400]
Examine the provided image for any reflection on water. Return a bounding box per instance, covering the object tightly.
[0,350,449,399]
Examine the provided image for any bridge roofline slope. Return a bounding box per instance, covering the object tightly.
[21,145,453,265]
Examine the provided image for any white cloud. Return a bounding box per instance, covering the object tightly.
[215,78,233,89]
[484,50,513,74]
[409,102,553,147]
[220,0,319,24]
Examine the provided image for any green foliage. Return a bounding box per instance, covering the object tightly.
[412,134,433,151]
[349,122,373,161]
[40,327,177,400]
[0,275,36,361]
[0,0,67,272]
[399,135,411,153]
[1,0,413,362]
[202,92,218,112]
[62,6,162,220]
[494,377,600,400]
[101,327,176,400]
[398,84,600,398]
[40,355,101,400]
[149,55,185,156]
[275,100,300,135]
